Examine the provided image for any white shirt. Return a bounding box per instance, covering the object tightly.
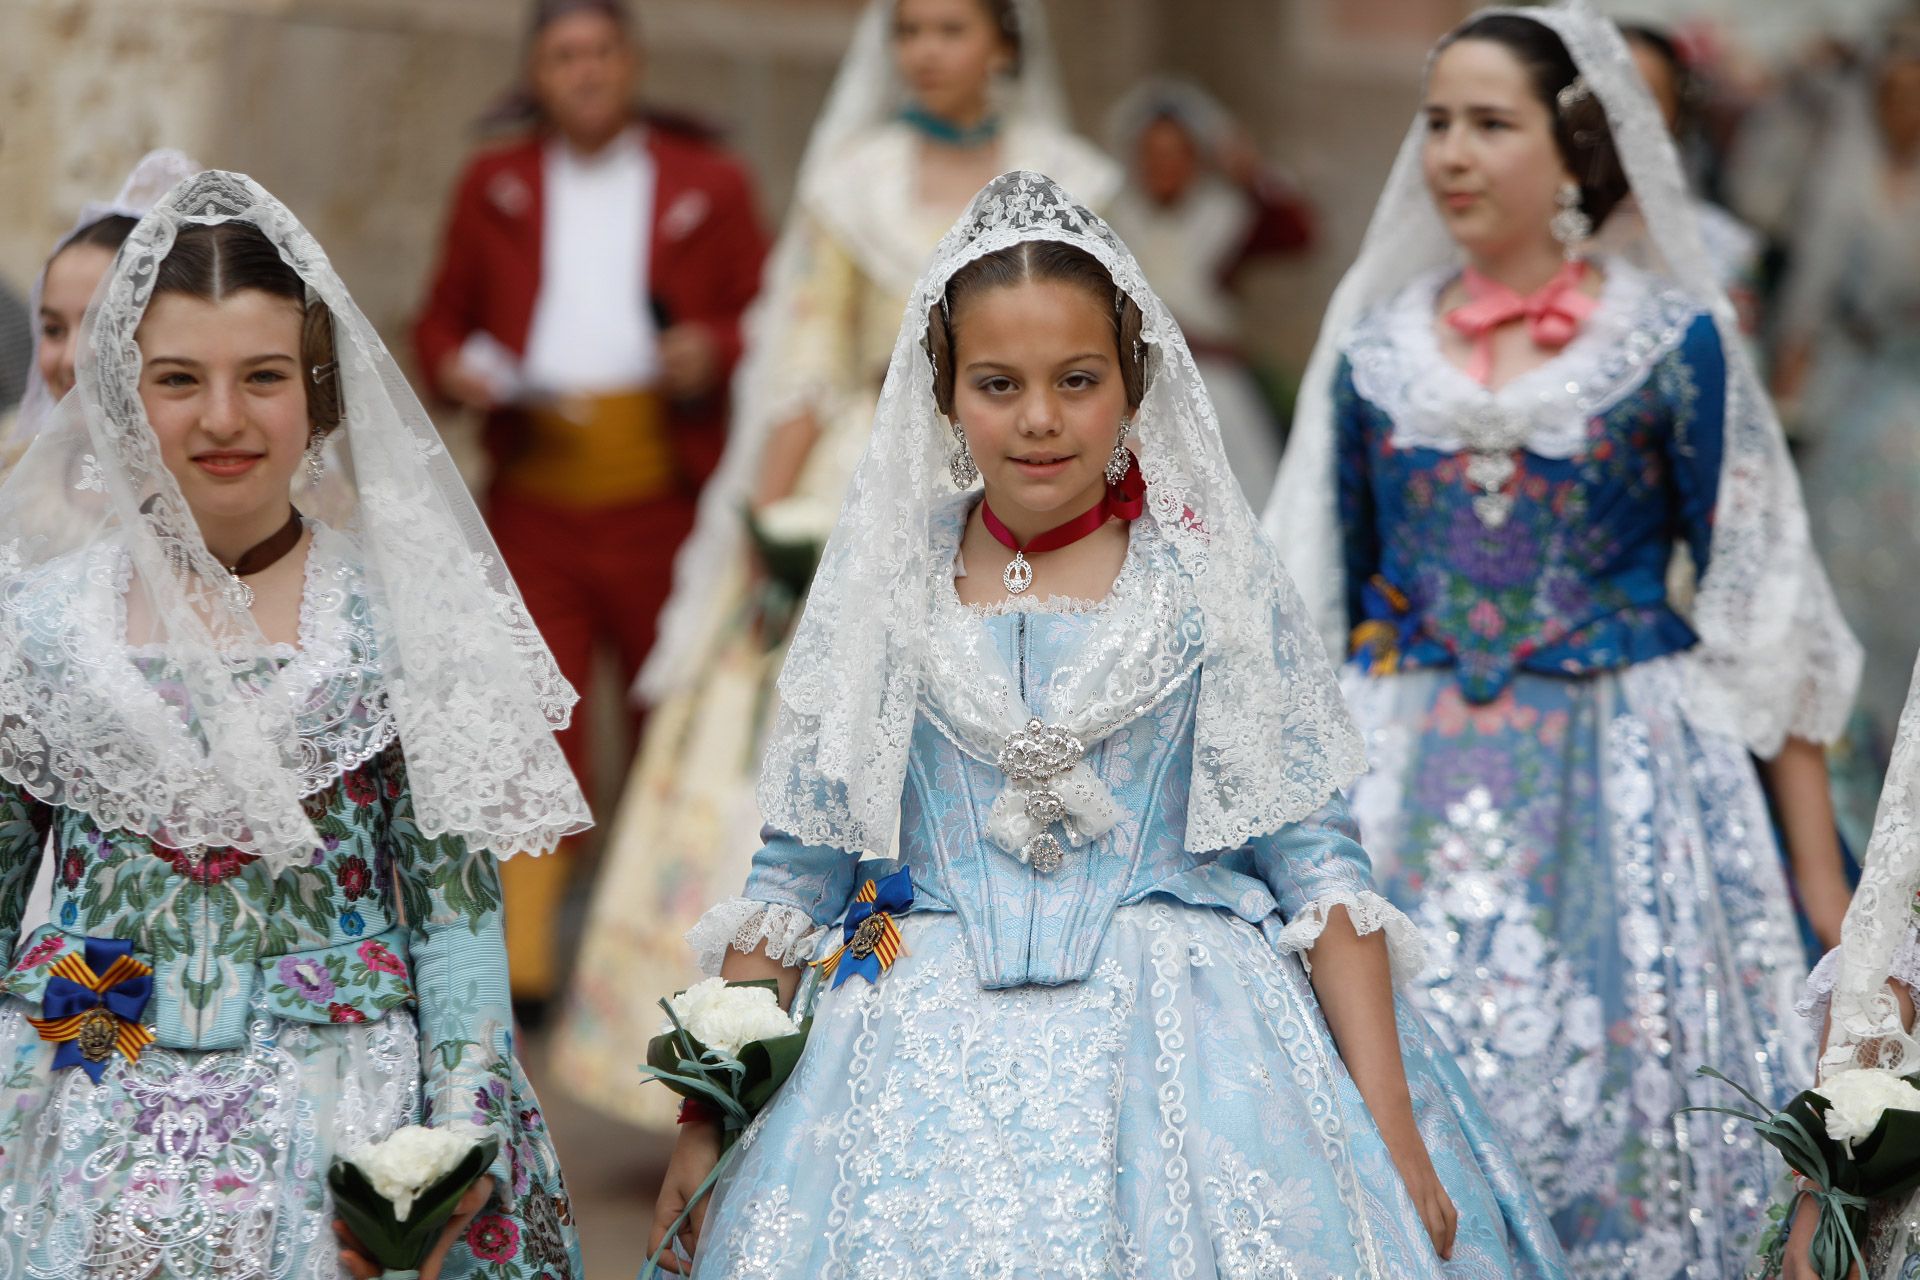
[522,127,662,394]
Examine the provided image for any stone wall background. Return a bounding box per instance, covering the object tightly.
[0,0,1477,381]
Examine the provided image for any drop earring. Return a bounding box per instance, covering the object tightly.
[1550,181,1592,258]
[1105,427,1132,486]
[304,433,327,484]
[948,420,978,489]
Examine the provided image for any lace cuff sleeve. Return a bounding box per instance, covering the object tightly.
[685,898,831,976]
[1274,889,1428,985]
[1799,932,1920,1031]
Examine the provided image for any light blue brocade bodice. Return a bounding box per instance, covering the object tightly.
[736,605,1388,991]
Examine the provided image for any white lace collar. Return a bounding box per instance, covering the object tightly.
[922,504,1202,760]
[92,520,395,799]
[1344,255,1702,460]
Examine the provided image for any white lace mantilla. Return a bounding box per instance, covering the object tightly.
[0,170,590,872]
[1346,256,1699,460]
[758,171,1367,860]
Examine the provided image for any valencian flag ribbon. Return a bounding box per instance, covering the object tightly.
[814,867,913,989]
[26,937,156,1082]
[1350,575,1419,676]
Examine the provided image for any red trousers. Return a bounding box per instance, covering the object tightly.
[485,488,695,996]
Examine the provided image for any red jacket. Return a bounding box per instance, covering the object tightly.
[413,122,767,487]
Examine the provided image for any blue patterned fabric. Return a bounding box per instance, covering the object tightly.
[1333,291,1819,1278]
[1336,314,1725,704]
[694,604,1568,1278]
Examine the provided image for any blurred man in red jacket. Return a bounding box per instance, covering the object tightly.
[414,0,766,1019]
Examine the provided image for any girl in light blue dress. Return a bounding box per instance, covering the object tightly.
[646,170,1566,1279]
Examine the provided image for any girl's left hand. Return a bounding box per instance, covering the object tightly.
[1385,1132,1457,1260]
[334,1174,496,1280]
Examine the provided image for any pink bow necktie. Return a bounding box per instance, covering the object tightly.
[1444,259,1596,387]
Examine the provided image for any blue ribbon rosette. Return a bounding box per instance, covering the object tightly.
[25,937,156,1083]
[814,867,913,989]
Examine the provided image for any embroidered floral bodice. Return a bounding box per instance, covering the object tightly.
[700,541,1419,991]
[1337,261,1726,703]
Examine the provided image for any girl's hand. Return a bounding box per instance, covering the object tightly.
[1382,1124,1457,1260]
[1783,1193,1860,1280]
[334,1174,495,1280]
[650,1120,724,1275]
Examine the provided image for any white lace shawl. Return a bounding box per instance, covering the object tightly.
[0,171,590,873]
[1264,1,1860,758]
[755,171,1366,859]
[1819,648,1920,1079]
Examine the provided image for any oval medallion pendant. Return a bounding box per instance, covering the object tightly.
[1002,552,1033,594]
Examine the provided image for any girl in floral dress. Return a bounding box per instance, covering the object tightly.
[1268,6,1860,1277]
[0,171,588,1280]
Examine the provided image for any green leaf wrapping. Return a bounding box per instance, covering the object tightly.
[742,510,823,604]
[327,1135,501,1269]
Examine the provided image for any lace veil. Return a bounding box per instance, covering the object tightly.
[0,170,590,874]
[14,149,202,443]
[637,0,1082,701]
[1822,649,1920,1078]
[756,170,1366,857]
[1264,0,1859,758]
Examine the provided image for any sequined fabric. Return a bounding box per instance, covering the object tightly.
[1345,658,1816,1279]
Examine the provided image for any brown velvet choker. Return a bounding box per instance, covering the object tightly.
[222,507,305,578]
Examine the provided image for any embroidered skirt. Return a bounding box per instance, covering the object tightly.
[691,902,1566,1279]
[0,999,580,1280]
[1342,655,1815,1279]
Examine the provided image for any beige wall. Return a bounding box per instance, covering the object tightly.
[0,0,1473,374]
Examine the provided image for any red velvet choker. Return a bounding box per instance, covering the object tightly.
[979,452,1145,595]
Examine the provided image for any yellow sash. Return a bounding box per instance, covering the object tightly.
[498,389,676,507]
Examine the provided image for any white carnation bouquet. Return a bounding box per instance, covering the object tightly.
[1690,1064,1920,1278]
[640,977,812,1277]
[328,1124,500,1279]
[743,495,837,640]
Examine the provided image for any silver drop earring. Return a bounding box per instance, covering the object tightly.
[948,420,978,489]
[1105,428,1131,486]
[1550,181,1592,258]
[304,434,327,484]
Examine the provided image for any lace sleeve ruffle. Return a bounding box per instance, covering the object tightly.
[1274,890,1428,985]
[1799,931,1920,1029]
[685,898,829,976]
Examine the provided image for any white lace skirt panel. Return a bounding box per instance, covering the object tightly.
[0,999,420,1280]
[1342,654,1817,1280]
[690,902,1564,1280]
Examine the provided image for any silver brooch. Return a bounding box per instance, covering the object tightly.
[998,719,1085,874]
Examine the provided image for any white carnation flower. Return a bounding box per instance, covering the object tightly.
[661,978,800,1060]
[1817,1068,1920,1150]
[346,1124,490,1221]
[754,496,838,546]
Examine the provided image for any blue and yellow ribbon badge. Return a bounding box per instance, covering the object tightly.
[1350,574,1418,676]
[813,867,913,990]
[26,937,156,1082]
